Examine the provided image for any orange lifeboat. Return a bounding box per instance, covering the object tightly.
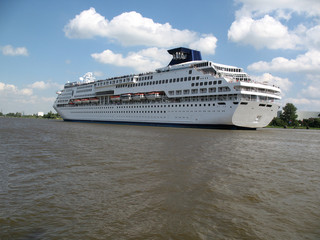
[110,95,120,101]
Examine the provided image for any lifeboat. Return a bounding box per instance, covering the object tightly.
[121,94,132,102]
[132,93,145,101]
[110,95,120,101]
[81,99,90,104]
[89,97,99,103]
[146,92,163,100]
[73,99,82,104]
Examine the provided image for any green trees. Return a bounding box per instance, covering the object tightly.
[269,103,320,128]
[42,111,60,119]
[269,103,298,127]
[300,118,320,128]
[280,103,298,126]
[0,111,60,119]
[5,112,23,117]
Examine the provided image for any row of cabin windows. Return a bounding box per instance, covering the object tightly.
[214,66,242,72]
[76,89,92,93]
[96,75,153,87]
[169,86,231,96]
[191,80,222,87]
[116,76,201,88]
[79,102,228,114]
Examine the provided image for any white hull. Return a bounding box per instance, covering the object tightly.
[54,100,278,128]
[54,47,281,129]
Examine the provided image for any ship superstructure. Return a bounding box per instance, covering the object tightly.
[53,47,281,128]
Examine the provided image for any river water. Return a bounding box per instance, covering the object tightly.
[0,118,319,240]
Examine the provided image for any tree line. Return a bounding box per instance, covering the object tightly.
[269,103,320,128]
[0,111,60,119]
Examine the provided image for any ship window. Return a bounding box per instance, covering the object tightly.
[191,83,195,87]
[191,89,198,94]
[213,81,217,85]
[173,79,176,82]
[200,82,203,86]
[204,82,208,86]
[188,77,191,80]
[170,79,172,83]
[196,76,200,80]
[184,77,187,81]
[189,70,192,74]
[192,77,195,80]
[218,80,222,84]
[200,88,207,93]
[196,83,199,86]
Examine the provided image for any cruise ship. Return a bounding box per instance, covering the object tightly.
[53,47,281,129]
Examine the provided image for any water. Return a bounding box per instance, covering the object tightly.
[1,118,319,240]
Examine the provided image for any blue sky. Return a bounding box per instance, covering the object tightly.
[1,0,320,114]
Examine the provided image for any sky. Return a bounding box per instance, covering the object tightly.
[1,0,320,114]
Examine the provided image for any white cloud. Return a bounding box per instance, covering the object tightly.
[64,7,109,39]
[252,73,291,93]
[92,47,171,72]
[0,45,29,56]
[301,85,320,99]
[234,0,320,19]
[189,35,217,55]
[29,81,49,90]
[64,8,217,54]
[0,82,32,96]
[0,82,59,114]
[305,25,320,50]
[248,50,320,73]
[229,0,320,50]
[28,80,63,90]
[284,97,320,110]
[228,15,300,49]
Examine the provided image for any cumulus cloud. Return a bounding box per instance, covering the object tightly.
[0,82,60,114]
[28,80,63,90]
[0,82,33,96]
[252,73,291,93]
[248,50,320,73]
[305,25,320,50]
[64,8,217,54]
[0,45,29,56]
[228,15,300,49]
[189,35,217,55]
[92,47,171,72]
[285,97,320,110]
[234,0,320,19]
[229,0,320,50]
